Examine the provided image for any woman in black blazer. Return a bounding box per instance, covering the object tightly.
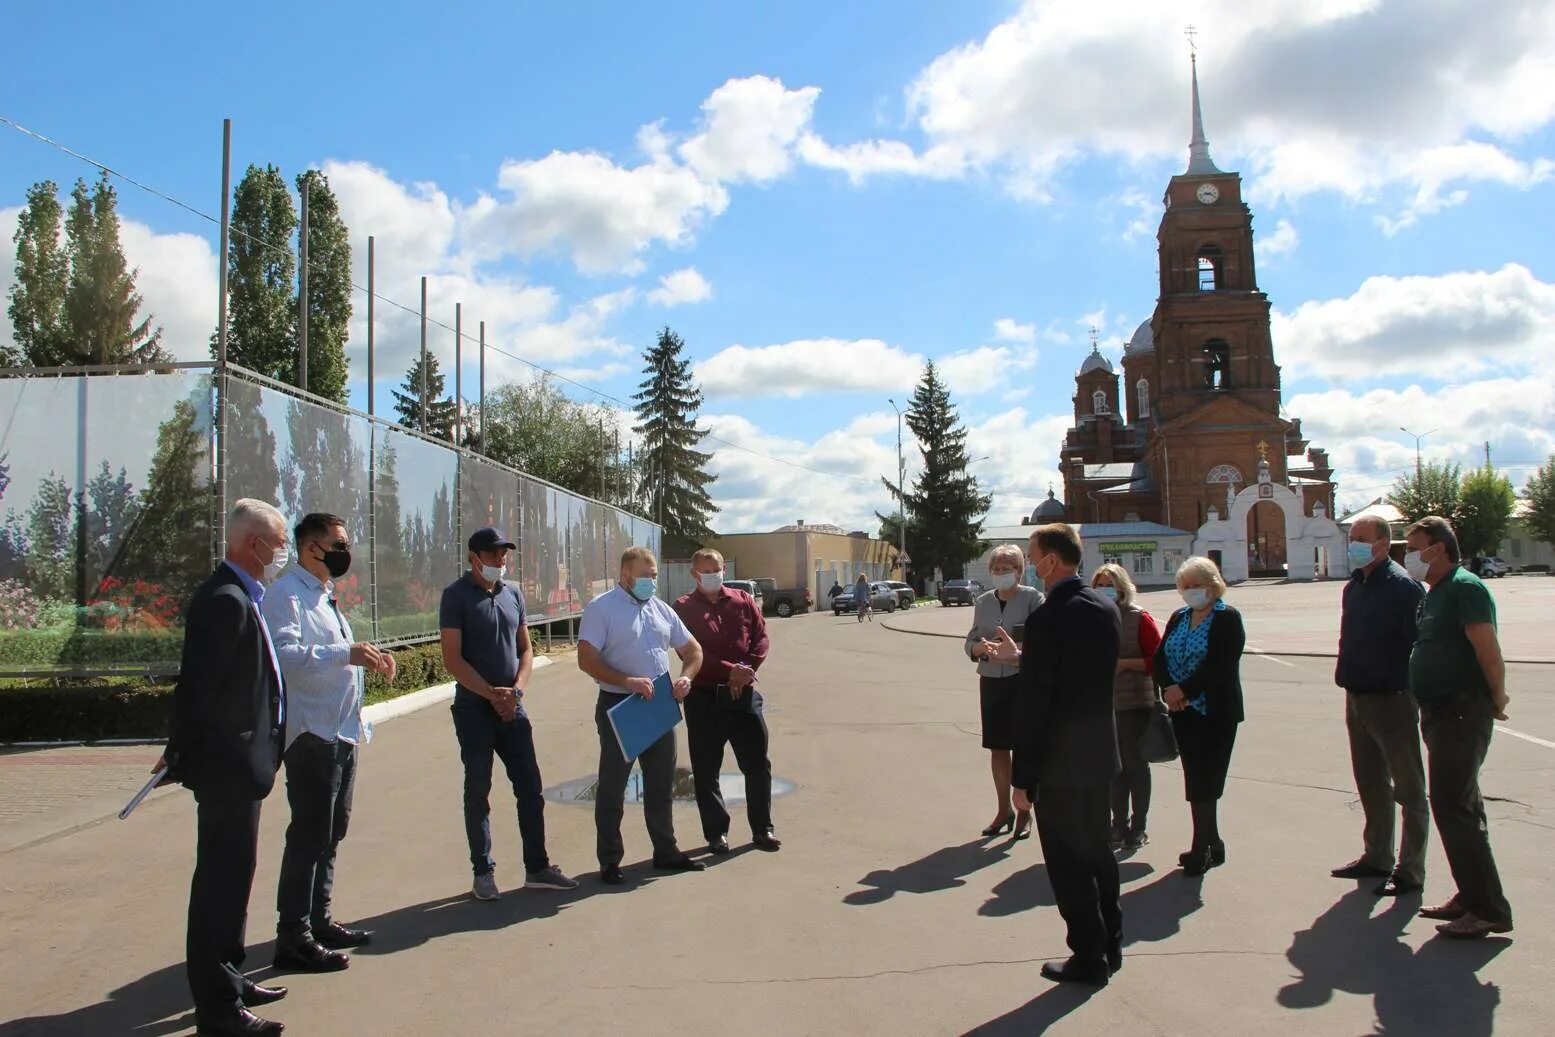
[1154,556,1245,877]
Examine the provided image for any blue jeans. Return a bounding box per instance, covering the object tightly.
[451,703,549,875]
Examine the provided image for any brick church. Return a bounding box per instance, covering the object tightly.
[1053,56,1338,576]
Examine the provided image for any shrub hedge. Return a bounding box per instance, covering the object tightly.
[0,629,185,667]
[2,642,450,743]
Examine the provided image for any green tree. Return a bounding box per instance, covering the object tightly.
[887,361,991,580]
[62,175,168,364]
[1457,465,1516,559]
[215,164,297,380]
[1518,455,1555,549]
[223,380,282,505]
[24,475,78,601]
[6,180,70,365]
[1387,461,1463,527]
[117,398,212,597]
[633,327,716,551]
[295,170,352,402]
[84,461,140,588]
[391,351,457,438]
[481,376,621,500]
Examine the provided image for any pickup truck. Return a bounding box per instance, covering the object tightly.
[752,578,813,618]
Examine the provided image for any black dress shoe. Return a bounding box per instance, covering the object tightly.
[1375,876,1425,897]
[314,920,373,948]
[600,864,626,885]
[1106,941,1123,975]
[1331,859,1392,880]
[1181,844,1215,877]
[241,980,288,1006]
[753,830,782,852]
[273,935,350,973]
[708,836,731,855]
[653,854,706,872]
[1040,958,1110,987]
[1178,840,1225,868]
[196,1007,284,1035]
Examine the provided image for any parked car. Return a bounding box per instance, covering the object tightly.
[723,578,764,611]
[938,578,982,606]
[1471,556,1512,578]
[752,578,814,617]
[832,582,900,615]
[882,580,916,608]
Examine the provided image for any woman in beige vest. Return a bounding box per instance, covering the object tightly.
[1092,563,1163,850]
[965,545,1044,839]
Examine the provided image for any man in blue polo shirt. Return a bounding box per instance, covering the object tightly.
[440,526,576,900]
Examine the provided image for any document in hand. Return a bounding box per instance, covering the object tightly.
[607,673,682,762]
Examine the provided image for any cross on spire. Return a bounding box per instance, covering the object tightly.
[1184,29,1223,176]
[1184,24,1198,54]
[1088,325,1100,349]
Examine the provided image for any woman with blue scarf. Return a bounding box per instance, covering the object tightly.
[1154,556,1246,877]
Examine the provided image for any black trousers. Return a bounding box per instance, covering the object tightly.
[1036,782,1122,967]
[684,686,774,841]
[1111,708,1153,832]
[1420,693,1513,926]
[594,692,680,867]
[187,794,263,1016]
[276,734,357,936]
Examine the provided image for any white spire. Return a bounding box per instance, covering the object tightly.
[1185,53,1223,176]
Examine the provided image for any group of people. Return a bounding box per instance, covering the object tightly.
[161,501,779,1036]
[960,514,1514,986]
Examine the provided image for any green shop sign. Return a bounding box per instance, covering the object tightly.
[1098,541,1158,553]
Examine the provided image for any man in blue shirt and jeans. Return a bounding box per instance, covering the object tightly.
[440,526,576,899]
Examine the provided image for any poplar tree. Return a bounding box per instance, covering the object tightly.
[6,180,69,365]
[295,169,352,402]
[214,164,297,379]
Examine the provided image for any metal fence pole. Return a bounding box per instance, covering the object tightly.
[454,302,462,445]
[366,235,375,417]
[298,177,310,392]
[478,320,486,451]
[215,119,232,565]
[419,276,428,433]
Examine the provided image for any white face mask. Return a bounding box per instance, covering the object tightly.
[1181,587,1211,611]
[991,571,1017,591]
[1403,550,1430,581]
[258,540,288,583]
[480,563,506,584]
[697,570,725,592]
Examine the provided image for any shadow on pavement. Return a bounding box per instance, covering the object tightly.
[1118,868,1203,946]
[0,961,194,1037]
[844,838,1013,905]
[980,859,1155,919]
[1279,887,1509,1036]
[344,879,604,957]
[958,982,1100,1036]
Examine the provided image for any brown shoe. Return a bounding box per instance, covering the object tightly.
[1419,894,1466,921]
[1435,913,1513,939]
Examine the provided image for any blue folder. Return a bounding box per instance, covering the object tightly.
[606,673,683,762]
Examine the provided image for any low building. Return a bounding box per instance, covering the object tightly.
[968,495,1197,588]
[700,521,902,605]
[1499,501,1555,571]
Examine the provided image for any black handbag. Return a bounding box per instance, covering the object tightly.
[1139,700,1179,763]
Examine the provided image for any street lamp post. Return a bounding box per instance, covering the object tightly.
[1399,426,1438,478]
[889,398,906,574]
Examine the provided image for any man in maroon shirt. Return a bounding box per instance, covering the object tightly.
[673,548,781,853]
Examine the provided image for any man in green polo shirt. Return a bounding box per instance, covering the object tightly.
[1404,516,1513,941]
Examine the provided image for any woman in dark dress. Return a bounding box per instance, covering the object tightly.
[1155,556,1245,877]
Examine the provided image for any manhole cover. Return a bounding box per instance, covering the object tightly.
[545,766,796,805]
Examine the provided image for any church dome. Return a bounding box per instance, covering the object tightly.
[1031,489,1066,522]
[1078,346,1113,376]
[1125,320,1154,356]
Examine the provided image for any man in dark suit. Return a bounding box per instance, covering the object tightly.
[155,499,292,1036]
[987,523,1123,986]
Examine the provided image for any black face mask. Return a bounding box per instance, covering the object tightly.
[318,546,352,578]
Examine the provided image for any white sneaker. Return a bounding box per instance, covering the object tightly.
[472,873,500,901]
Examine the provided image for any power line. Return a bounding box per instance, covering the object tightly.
[1,113,881,489]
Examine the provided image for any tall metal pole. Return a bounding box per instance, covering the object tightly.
[1400,426,1437,479]
[889,398,905,570]
[478,320,486,451]
[419,276,428,433]
[215,118,232,563]
[453,302,463,445]
[298,176,310,391]
[366,235,375,416]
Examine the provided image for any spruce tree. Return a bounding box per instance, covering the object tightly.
[118,397,211,595]
[391,351,457,438]
[215,164,297,380]
[632,327,716,549]
[889,361,991,580]
[6,180,70,365]
[295,169,352,402]
[63,175,168,364]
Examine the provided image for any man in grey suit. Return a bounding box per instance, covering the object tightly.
[988,523,1122,987]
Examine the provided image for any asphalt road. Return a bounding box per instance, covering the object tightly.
[2,596,1551,1036]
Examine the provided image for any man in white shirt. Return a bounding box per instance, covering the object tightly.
[577,546,705,885]
[262,513,395,974]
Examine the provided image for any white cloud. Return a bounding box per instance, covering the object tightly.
[1272,263,1555,381]
[796,134,965,184]
[938,345,1037,396]
[1256,217,1300,260]
[697,338,923,399]
[679,76,820,183]
[906,0,1555,224]
[964,407,1075,522]
[647,267,713,306]
[992,317,1036,343]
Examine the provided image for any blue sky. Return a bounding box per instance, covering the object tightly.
[3,0,1553,532]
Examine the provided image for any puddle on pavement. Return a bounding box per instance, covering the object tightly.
[545,766,796,805]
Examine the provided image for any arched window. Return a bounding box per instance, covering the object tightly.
[1197,245,1223,292]
[1136,379,1149,420]
[1206,464,1243,485]
[1092,389,1108,415]
[1203,338,1231,390]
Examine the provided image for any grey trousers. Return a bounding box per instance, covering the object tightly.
[1345,690,1429,884]
[594,691,681,868]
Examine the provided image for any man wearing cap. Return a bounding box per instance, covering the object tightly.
[439,526,576,900]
